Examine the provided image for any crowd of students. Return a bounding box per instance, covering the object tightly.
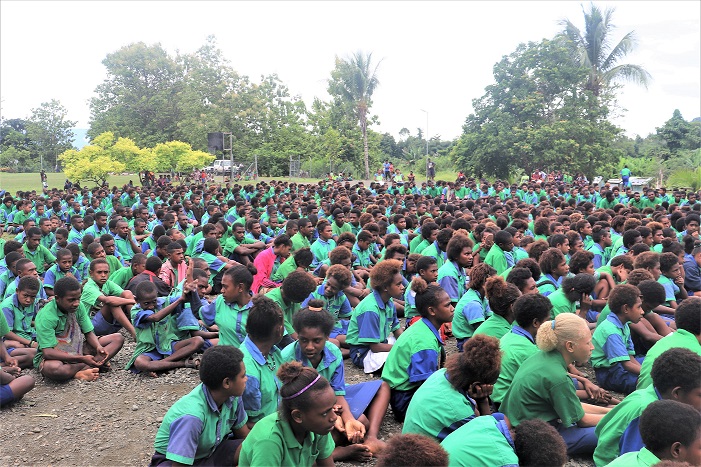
[0,173,700,466]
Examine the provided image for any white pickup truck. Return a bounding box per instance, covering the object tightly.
[205,160,234,175]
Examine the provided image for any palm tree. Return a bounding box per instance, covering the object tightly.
[333,52,381,179]
[559,3,651,97]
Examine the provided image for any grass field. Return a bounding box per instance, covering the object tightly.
[0,169,460,196]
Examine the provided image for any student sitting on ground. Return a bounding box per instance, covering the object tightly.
[200,265,253,348]
[436,234,473,305]
[0,315,34,407]
[109,253,146,289]
[81,258,137,340]
[238,362,335,467]
[150,346,250,466]
[1,276,42,368]
[473,275,521,339]
[346,260,404,374]
[382,278,453,421]
[158,242,188,291]
[500,313,612,456]
[240,295,285,427]
[440,416,568,467]
[223,223,266,265]
[607,400,701,466]
[593,347,701,466]
[301,264,353,355]
[125,280,205,377]
[658,251,689,314]
[3,259,47,302]
[402,334,501,441]
[591,284,645,395]
[265,270,317,348]
[33,277,124,382]
[282,302,390,460]
[43,248,81,297]
[270,246,313,285]
[637,297,701,389]
[126,256,171,297]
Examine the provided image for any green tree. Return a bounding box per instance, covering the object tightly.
[26,100,76,171]
[452,39,621,179]
[59,132,125,186]
[559,3,651,97]
[328,51,381,179]
[656,109,701,155]
[0,118,36,172]
[88,42,183,147]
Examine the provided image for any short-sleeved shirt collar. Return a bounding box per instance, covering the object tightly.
[293,342,339,372]
[371,290,391,311]
[242,335,280,366]
[421,317,444,345]
[511,325,535,344]
[606,312,625,329]
[201,382,233,414]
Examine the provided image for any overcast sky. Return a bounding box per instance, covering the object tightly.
[1,1,699,142]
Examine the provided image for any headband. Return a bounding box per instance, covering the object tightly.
[282,374,321,400]
[307,306,323,312]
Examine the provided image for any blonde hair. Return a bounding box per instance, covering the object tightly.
[536,313,589,352]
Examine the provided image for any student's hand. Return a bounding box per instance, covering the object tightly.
[4,356,19,368]
[92,346,109,366]
[580,294,592,310]
[581,378,607,401]
[674,275,685,286]
[344,419,366,444]
[467,382,494,400]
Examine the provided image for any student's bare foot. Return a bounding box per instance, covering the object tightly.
[363,436,386,456]
[148,371,159,378]
[74,368,100,381]
[2,366,21,376]
[98,362,112,373]
[333,444,372,462]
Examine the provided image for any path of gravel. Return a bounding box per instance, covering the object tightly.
[2,327,618,466]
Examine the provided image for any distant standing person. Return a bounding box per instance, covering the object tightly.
[383,160,391,181]
[621,165,632,188]
[427,159,435,181]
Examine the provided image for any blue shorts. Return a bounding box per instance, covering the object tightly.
[594,356,644,395]
[91,312,121,336]
[389,387,418,422]
[0,384,15,407]
[345,380,383,419]
[142,341,180,362]
[329,319,349,339]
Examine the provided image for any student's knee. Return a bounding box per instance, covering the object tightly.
[190,336,205,349]
[101,332,125,349]
[121,290,134,300]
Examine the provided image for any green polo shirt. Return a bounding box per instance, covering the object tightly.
[591,313,635,369]
[0,294,37,340]
[441,414,518,467]
[332,222,352,236]
[352,244,372,268]
[637,329,701,389]
[310,238,336,265]
[593,385,661,466]
[222,235,255,258]
[154,384,248,465]
[0,308,10,336]
[281,341,345,396]
[382,318,444,391]
[492,326,538,404]
[240,336,283,424]
[109,266,135,289]
[238,412,334,466]
[473,313,512,340]
[607,447,660,467]
[500,350,584,427]
[104,254,123,274]
[548,289,576,318]
[290,232,311,253]
[484,244,510,276]
[265,287,298,335]
[402,368,477,441]
[452,288,491,340]
[270,255,297,283]
[422,242,447,270]
[409,236,430,254]
[200,296,251,348]
[33,300,94,367]
[22,243,56,274]
[81,277,124,311]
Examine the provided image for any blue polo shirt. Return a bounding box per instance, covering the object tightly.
[437,261,467,302]
[591,313,635,369]
[241,336,283,424]
[281,341,345,395]
[154,383,247,465]
[200,296,252,348]
[382,318,444,391]
[346,290,400,367]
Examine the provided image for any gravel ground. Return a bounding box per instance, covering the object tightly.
[2,326,621,466]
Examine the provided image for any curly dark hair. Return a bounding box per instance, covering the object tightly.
[651,348,701,394]
[513,293,552,328]
[370,259,403,291]
[281,270,317,303]
[246,294,283,340]
[640,400,701,453]
[199,346,244,390]
[376,434,448,467]
[446,233,473,262]
[445,334,501,391]
[514,419,568,467]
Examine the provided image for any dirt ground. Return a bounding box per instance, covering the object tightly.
[1,326,614,466]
